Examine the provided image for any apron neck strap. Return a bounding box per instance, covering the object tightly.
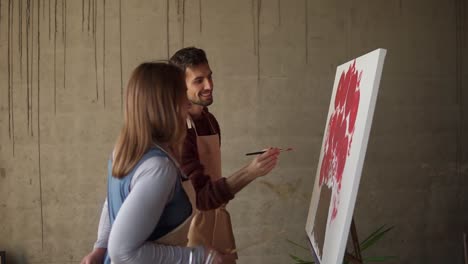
[187,111,217,136]
[204,111,217,134]
[186,117,199,136]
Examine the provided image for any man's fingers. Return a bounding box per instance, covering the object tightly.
[263,161,277,173]
[261,157,277,169]
[257,148,280,161]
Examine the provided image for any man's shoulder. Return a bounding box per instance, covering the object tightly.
[203,107,218,122]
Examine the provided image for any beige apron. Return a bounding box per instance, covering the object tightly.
[154,209,193,247]
[182,115,237,262]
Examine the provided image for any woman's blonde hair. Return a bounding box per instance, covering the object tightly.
[112,62,187,178]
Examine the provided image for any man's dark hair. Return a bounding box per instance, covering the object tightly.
[169,47,209,71]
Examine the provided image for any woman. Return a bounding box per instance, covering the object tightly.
[81,62,231,263]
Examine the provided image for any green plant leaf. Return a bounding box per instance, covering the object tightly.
[360,225,387,248]
[286,239,310,251]
[289,253,315,264]
[287,225,396,263]
[360,226,395,252]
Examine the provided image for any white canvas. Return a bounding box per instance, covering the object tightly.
[305,48,387,264]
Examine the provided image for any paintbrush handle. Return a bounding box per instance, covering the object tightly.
[245,148,293,156]
[245,151,266,156]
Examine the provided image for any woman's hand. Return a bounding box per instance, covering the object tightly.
[80,248,106,264]
[203,247,236,264]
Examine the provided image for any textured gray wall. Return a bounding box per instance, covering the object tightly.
[0,0,466,263]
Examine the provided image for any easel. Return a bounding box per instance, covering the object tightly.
[0,251,6,264]
[307,217,363,264]
[344,218,363,264]
[463,232,467,264]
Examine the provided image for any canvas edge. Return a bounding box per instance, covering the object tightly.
[331,48,388,264]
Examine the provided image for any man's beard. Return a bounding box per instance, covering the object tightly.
[190,97,213,107]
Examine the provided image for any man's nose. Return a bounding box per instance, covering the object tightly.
[204,80,213,90]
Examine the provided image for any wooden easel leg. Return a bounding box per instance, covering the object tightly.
[344,252,362,264]
[350,219,363,261]
[344,218,363,264]
[463,232,467,264]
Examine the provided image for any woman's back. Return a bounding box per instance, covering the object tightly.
[106,146,199,264]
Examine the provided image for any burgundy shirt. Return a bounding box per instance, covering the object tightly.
[181,108,235,210]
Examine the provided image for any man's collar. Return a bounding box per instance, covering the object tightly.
[188,105,207,120]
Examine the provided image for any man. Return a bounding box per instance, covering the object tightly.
[81,48,279,264]
[169,47,280,263]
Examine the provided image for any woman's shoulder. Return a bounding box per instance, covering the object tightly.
[140,148,176,171]
[131,151,179,188]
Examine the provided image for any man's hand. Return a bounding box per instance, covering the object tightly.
[245,147,280,179]
[80,248,106,264]
[226,147,280,194]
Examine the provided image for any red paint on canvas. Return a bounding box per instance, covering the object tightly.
[319,61,362,222]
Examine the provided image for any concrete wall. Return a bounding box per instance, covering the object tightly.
[0,0,466,263]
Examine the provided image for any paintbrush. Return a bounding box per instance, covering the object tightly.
[245,147,293,156]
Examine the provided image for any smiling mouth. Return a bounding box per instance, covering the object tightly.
[200,91,212,97]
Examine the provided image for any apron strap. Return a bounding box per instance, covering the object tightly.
[187,110,217,137]
[187,117,199,136]
[203,111,217,135]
